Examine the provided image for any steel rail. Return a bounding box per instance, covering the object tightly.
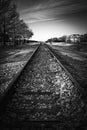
[0,43,86,130]
[0,43,41,105]
[45,43,86,98]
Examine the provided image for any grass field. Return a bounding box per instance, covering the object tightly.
[0,43,39,95]
[0,42,87,96]
[51,43,87,95]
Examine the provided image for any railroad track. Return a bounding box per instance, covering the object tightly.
[0,43,86,130]
[0,43,41,103]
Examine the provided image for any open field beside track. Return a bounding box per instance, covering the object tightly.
[0,43,39,95]
[0,43,87,130]
[50,43,87,93]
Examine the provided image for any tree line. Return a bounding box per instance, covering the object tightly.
[0,0,33,47]
[46,34,87,44]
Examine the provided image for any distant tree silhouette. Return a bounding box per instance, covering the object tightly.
[84,34,87,42]
[0,0,12,45]
[0,0,33,46]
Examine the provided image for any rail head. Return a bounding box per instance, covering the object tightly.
[45,43,86,99]
[0,43,41,105]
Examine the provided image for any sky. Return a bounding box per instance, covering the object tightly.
[14,0,87,41]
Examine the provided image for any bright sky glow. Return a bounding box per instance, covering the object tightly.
[15,0,87,41]
[29,19,87,41]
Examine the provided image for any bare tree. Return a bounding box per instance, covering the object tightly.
[0,0,34,46]
[0,0,12,45]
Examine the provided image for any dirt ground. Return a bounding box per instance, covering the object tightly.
[0,44,38,95]
[50,43,87,95]
[0,42,87,95]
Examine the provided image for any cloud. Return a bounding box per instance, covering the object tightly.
[19,0,87,23]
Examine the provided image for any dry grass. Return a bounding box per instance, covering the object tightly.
[51,44,87,93]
